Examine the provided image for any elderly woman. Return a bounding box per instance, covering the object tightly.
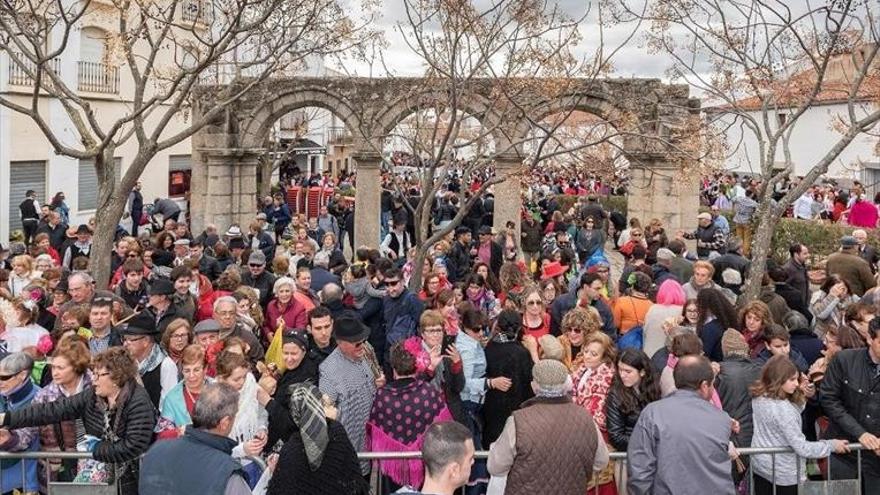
[160,344,210,428]
[261,329,319,450]
[366,342,452,493]
[267,384,369,495]
[263,277,308,344]
[33,336,93,484]
[7,255,37,297]
[0,352,42,492]
[413,310,465,423]
[0,347,156,494]
[571,331,617,495]
[482,309,534,447]
[557,306,602,371]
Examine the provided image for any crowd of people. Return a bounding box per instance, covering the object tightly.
[0,164,878,495]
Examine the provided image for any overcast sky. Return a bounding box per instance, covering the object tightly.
[334,0,675,80]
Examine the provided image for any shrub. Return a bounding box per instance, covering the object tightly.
[552,194,628,217]
[769,219,880,265]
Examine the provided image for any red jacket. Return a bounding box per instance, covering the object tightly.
[262,298,309,341]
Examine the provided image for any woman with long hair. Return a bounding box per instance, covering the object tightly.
[474,262,502,295]
[605,349,660,451]
[695,288,739,362]
[750,356,849,495]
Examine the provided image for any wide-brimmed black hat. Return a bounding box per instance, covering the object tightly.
[122,312,159,336]
[75,224,91,235]
[332,316,370,343]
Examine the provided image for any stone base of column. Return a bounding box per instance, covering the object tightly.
[493,160,522,243]
[353,152,382,249]
[627,165,697,234]
[190,148,260,236]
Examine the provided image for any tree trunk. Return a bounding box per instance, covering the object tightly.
[741,210,782,302]
[90,149,128,289]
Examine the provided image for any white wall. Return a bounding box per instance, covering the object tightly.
[719,102,879,179]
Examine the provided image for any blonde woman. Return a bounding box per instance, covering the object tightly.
[7,255,37,297]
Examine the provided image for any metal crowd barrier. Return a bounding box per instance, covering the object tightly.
[0,445,868,494]
[358,444,869,495]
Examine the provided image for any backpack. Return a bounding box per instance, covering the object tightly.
[617,325,643,351]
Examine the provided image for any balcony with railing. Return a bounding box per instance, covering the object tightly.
[77,61,119,94]
[7,55,61,86]
[327,126,353,144]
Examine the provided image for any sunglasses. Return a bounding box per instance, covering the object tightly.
[0,373,17,381]
[249,263,264,268]
[93,296,114,303]
[526,300,543,306]
[566,328,584,334]
[386,279,401,286]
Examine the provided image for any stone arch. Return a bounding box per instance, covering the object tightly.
[376,90,502,138]
[512,92,627,144]
[238,87,367,149]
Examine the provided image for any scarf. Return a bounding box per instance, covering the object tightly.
[138,344,167,375]
[288,384,328,471]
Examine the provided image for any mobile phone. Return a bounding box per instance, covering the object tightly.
[441,333,456,355]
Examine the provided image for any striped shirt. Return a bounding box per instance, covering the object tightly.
[319,348,377,474]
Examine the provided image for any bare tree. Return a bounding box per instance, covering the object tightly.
[614,0,880,300]
[0,0,374,286]
[358,0,665,291]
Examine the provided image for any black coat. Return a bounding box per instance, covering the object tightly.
[712,253,750,283]
[446,240,472,284]
[267,419,369,495]
[820,348,880,470]
[605,386,645,451]
[774,282,812,323]
[198,255,223,282]
[481,340,534,448]
[789,328,824,367]
[4,383,156,494]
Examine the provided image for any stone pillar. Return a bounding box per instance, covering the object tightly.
[493,155,523,241]
[627,160,697,234]
[354,151,382,248]
[190,148,260,235]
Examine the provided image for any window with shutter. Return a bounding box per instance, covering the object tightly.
[9,161,47,232]
[168,155,192,197]
[78,158,121,212]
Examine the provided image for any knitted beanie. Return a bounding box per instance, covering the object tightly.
[721,329,749,358]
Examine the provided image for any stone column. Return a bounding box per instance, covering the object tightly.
[493,155,523,246]
[627,159,697,234]
[354,151,382,248]
[190,148,260,235]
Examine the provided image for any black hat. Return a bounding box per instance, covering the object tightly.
[122,312,159,336]
[228,237,246,250]
[75,224,91,235]
[332,316,370,343]
[478,226,493,236]
[53,279,69,293]
[282,328,310,351]
[148,279,175,296]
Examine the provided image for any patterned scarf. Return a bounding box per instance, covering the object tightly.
[137,344,167,375]
[288,384,329,471]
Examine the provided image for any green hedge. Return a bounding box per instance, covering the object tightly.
[553,195,628,216]
[769,219,880,264]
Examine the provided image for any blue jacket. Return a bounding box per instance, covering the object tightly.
[140,427,244,495]
[0,380,40,493]
[160,379,213,428]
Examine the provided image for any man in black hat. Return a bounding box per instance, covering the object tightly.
[121,311,177,409]
[476,225,503,278]
[61,225,92,270]
[143,278,183,337]
[319,315,384,476]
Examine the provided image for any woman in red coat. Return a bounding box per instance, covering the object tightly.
[262,277,308,342]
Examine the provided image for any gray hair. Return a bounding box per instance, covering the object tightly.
[0,352,34,376]
[782,311,810,332]
[273,276,296,295]
[320,283,343,303]
[213,295,238,313]
[313,250,330,268]
[191,382,239,430]
[68,272,94,286]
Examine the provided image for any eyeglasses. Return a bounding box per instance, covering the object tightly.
[352,340,366,348]
[566,328,584,334]
[95,371,111,379]
[123,336,146,344]
[386,279,401,286]
[0,373,17,381]
[93,296,114,303]
[526,300,543,306]
[249,263,264,268]
[127,254,139,258]
[171,333,190,340]
[423,327,444,334]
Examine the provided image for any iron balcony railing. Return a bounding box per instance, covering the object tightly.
[7,54,61,86]
[77,61,119,94]
[327,126,353,144]
[182,0,212,24]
